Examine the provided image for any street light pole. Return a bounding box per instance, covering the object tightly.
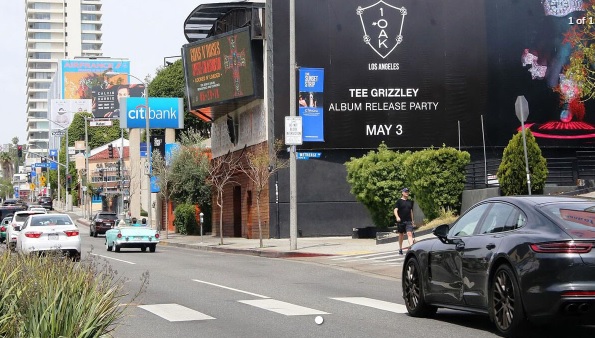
[289,0,298,250]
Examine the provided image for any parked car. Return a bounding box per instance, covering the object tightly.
[401,196,595,337]
[29,207,47,214]
[6,210,47,251]
[2,199,21,206]
[90,212,119,237]
[0,216,11,243]
[16,213,80,261]
[0,206,26,221]
[38,196,53,211]
[105,220,160,252]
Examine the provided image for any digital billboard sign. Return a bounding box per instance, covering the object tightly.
[273,0,595,149]
[182,27,256,110]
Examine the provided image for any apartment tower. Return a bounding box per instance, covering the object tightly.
[25,0,103,165]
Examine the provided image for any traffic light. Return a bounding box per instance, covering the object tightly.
[17,145,22,158]
[66,175,72,185]
[98,168,104,179]
[108,144,114,158]
[116,161,121,178]
[41,157,47,172]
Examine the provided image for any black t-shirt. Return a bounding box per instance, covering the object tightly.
[395,198,413,222]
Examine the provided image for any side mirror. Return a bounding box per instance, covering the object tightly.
[432,223,450,244]
[14,226,21,232]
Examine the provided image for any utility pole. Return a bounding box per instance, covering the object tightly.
[289,0,298,250]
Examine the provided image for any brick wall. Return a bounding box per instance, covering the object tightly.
[212,143,270,239]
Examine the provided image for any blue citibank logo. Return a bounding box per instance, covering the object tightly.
[120,97,184,129]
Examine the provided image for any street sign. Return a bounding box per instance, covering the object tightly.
[33,162,50,168]
[52,130,66,136]
[285,116,303,145]
[40,175,47,186]
[515,96,529,123]
[297,152,322,160]
[90,119,113,127]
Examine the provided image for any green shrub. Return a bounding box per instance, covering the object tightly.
[0,251,147,337]
[174,203,199,235]
[345,143,411,228]
[404,146,470,220]
[497,129,548,195]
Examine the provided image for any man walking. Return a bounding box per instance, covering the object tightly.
[394,187,415,255]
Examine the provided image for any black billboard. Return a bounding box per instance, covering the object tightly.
[182,27,257,110]
[273,0,595,149]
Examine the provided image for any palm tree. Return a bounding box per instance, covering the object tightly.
[0,152,13,180]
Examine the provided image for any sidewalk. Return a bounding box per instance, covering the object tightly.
[63,190,595,259]
[64,206,425,258]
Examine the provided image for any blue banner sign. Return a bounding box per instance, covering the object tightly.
[151,176,160,193]
[50,162,58,170]
[120,97,184,129]
[49,149,58,158]
[299,68,325,142]
[33,162,51,168]
[165,143,180,166]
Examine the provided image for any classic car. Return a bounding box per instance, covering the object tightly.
[105,221,160,252]
[0,216,11,243]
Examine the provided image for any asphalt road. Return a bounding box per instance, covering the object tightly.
[4,211,594,338]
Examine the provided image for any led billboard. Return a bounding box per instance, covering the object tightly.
[182,27,257,110]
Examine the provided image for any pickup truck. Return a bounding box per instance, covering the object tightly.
[105,221,160,252]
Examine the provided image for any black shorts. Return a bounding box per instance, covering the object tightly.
[397,221,414,234]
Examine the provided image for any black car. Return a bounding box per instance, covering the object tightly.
[402,196,595,337]
[38,196,53,211]
[90,212,119,237]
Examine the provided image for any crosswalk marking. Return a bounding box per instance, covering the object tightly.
[138,304,215,321]
[331,297,408,314]
[238,299,329,316]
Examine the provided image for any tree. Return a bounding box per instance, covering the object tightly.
[497,129,549,196]
[0,152,13,180]
[404,146,470,219]
[0,178,13,200]
[207,151,241,245]
[148,59,210,139]
[151,150,175,238]
[239,140,288,248]
[345,143,411,228]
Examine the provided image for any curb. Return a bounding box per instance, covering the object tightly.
[158,240,336,258]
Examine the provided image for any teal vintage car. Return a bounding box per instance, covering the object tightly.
[104,220,160,252]
[0,216,11,243]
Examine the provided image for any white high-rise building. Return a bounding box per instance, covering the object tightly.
[25,0,103,165]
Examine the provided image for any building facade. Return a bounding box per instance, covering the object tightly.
[25,0,103,166]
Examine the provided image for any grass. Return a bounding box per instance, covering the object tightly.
[0,250,148,338]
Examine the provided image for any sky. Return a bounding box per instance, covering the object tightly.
[0,0,237,147]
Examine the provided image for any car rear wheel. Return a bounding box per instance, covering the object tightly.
[141,246,147,252]
[402,257,437,317]
[106,239,112,251]
[490,264,526,337]
[90,227,94,237]
[112,242,120,252]
[149,244,156,253]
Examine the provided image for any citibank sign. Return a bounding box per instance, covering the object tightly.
[120,97,184,129]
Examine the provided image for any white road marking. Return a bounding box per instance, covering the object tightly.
[138,304,215,322]
[192,279,270,299]
[331,297,408,313]
[90,253,135,265]
[239,299,329,316]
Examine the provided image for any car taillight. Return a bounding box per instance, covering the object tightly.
[25,232,42,238]
[0,226,5,232]
[562,291,595,297]
[530,242,592,254]
[117,233,122,238]
[155,233,160,239]
[64,230,79,237]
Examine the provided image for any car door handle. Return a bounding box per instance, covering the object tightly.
[486,243,496,250]
[455,242,465,251]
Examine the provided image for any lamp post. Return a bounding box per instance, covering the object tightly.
[125,74,152,229]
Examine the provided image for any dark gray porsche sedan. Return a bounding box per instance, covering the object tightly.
[402,196,595,337]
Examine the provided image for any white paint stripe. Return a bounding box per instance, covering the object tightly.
[139,304,215,322]
[337,254,403,262]
[90,253,135,265]
[330,251,399,260]
[239,299,329,316]
[331,297,408,314]
[192,279,269,299]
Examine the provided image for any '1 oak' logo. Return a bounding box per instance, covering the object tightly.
[357,1,407,59]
